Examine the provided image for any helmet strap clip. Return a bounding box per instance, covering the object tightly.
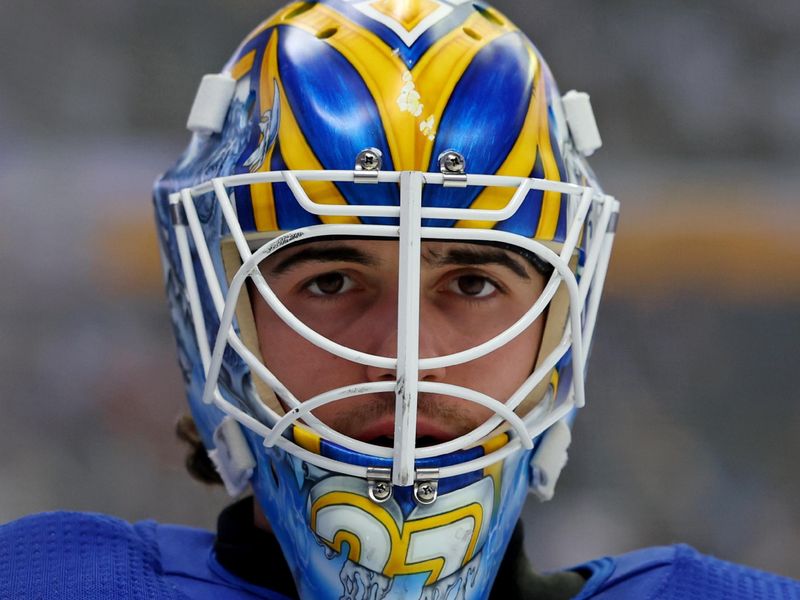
[529,419,572,502]
[207,416,257,497]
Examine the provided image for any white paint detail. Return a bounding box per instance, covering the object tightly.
[397,71,424,117]
[419,115,437,141]
[353,0,454,47]
[315,505,393,572]
[407,518,475,579]
[339,561,394,600]
[408,475,495,557]
[420,553,480,600]
[397,71,438,141]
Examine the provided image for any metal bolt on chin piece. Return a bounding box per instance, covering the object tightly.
[354,147,383,183]
[367,467,393,503]
[413,468,440,505]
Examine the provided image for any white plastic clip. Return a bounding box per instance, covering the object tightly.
[207,416,256,496]
[529,419,572,502]
[187,74,237,135]
[562,90,602,157]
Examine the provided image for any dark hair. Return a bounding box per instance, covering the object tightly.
[175,413,224,486]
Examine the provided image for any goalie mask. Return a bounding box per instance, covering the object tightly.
[153,1,619,598]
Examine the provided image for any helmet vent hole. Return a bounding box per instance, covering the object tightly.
[472,4,504,26]
[284,2,316,20]
[463,27,482,41]
[316,27,338,39]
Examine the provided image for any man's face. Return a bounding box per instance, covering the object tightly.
[252,239,547,447]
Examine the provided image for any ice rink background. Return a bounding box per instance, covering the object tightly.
[1,0,798,578]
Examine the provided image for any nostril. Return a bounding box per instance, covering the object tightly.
[420,370,442,382]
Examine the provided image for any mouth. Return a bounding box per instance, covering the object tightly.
[337,406,471,450]
[367,435,446,448]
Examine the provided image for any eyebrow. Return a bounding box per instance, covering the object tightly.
[267,245,380,276]
[423,246,531,280]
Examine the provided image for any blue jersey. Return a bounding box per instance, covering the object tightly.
[1,511,798,599]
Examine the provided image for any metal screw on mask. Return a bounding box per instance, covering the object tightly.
[354,147,383,183]
[367,467,393,503]
[438,150,468,188]
[439,150,466,173]
[413,469,440,505]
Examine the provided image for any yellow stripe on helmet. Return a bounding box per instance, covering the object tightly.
[231,50,257,81]
[533,68,563,240]
[250,31,281,231]
[293,423,323,455]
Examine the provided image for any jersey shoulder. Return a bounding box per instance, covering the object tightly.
[0,511,288,600]
[574,544,800,600]
[0,510,187,600]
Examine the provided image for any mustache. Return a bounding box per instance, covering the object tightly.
[322,391,481,437]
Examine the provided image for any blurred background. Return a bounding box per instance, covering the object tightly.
[1,0,798,580]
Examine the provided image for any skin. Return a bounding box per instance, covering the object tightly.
[251,239,548,445]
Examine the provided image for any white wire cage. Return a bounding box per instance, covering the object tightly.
[168,168,618,486]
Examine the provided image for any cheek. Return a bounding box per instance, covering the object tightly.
[453,318,544,403]
[253,301,360,401]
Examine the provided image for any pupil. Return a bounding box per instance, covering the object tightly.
[317,273,344,294]
[458,275,484,296]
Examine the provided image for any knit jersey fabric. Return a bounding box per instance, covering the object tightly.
[1,510,798,599]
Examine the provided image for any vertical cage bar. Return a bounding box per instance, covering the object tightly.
[393,171,424,486]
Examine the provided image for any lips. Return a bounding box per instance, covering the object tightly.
[353,415,458,448]
[368,435,445,448]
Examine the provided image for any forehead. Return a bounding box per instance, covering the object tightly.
[260,238,541,280]
[266,238,490,259]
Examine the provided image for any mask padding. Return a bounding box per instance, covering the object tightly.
[220,238,287,418]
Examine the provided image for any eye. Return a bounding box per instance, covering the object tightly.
[448,274,498,298]
[305,272,355,296]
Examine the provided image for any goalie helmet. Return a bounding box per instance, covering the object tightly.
[153,1,618,598]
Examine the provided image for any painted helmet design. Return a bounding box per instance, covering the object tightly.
[153,1,619,598]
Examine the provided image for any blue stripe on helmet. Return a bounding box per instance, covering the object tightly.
[277,26,395,173]
[495,152,545,238]
[270,138,323,229]
[422,32,533,224]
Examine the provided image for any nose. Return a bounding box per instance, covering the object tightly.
[363,297,447,383]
